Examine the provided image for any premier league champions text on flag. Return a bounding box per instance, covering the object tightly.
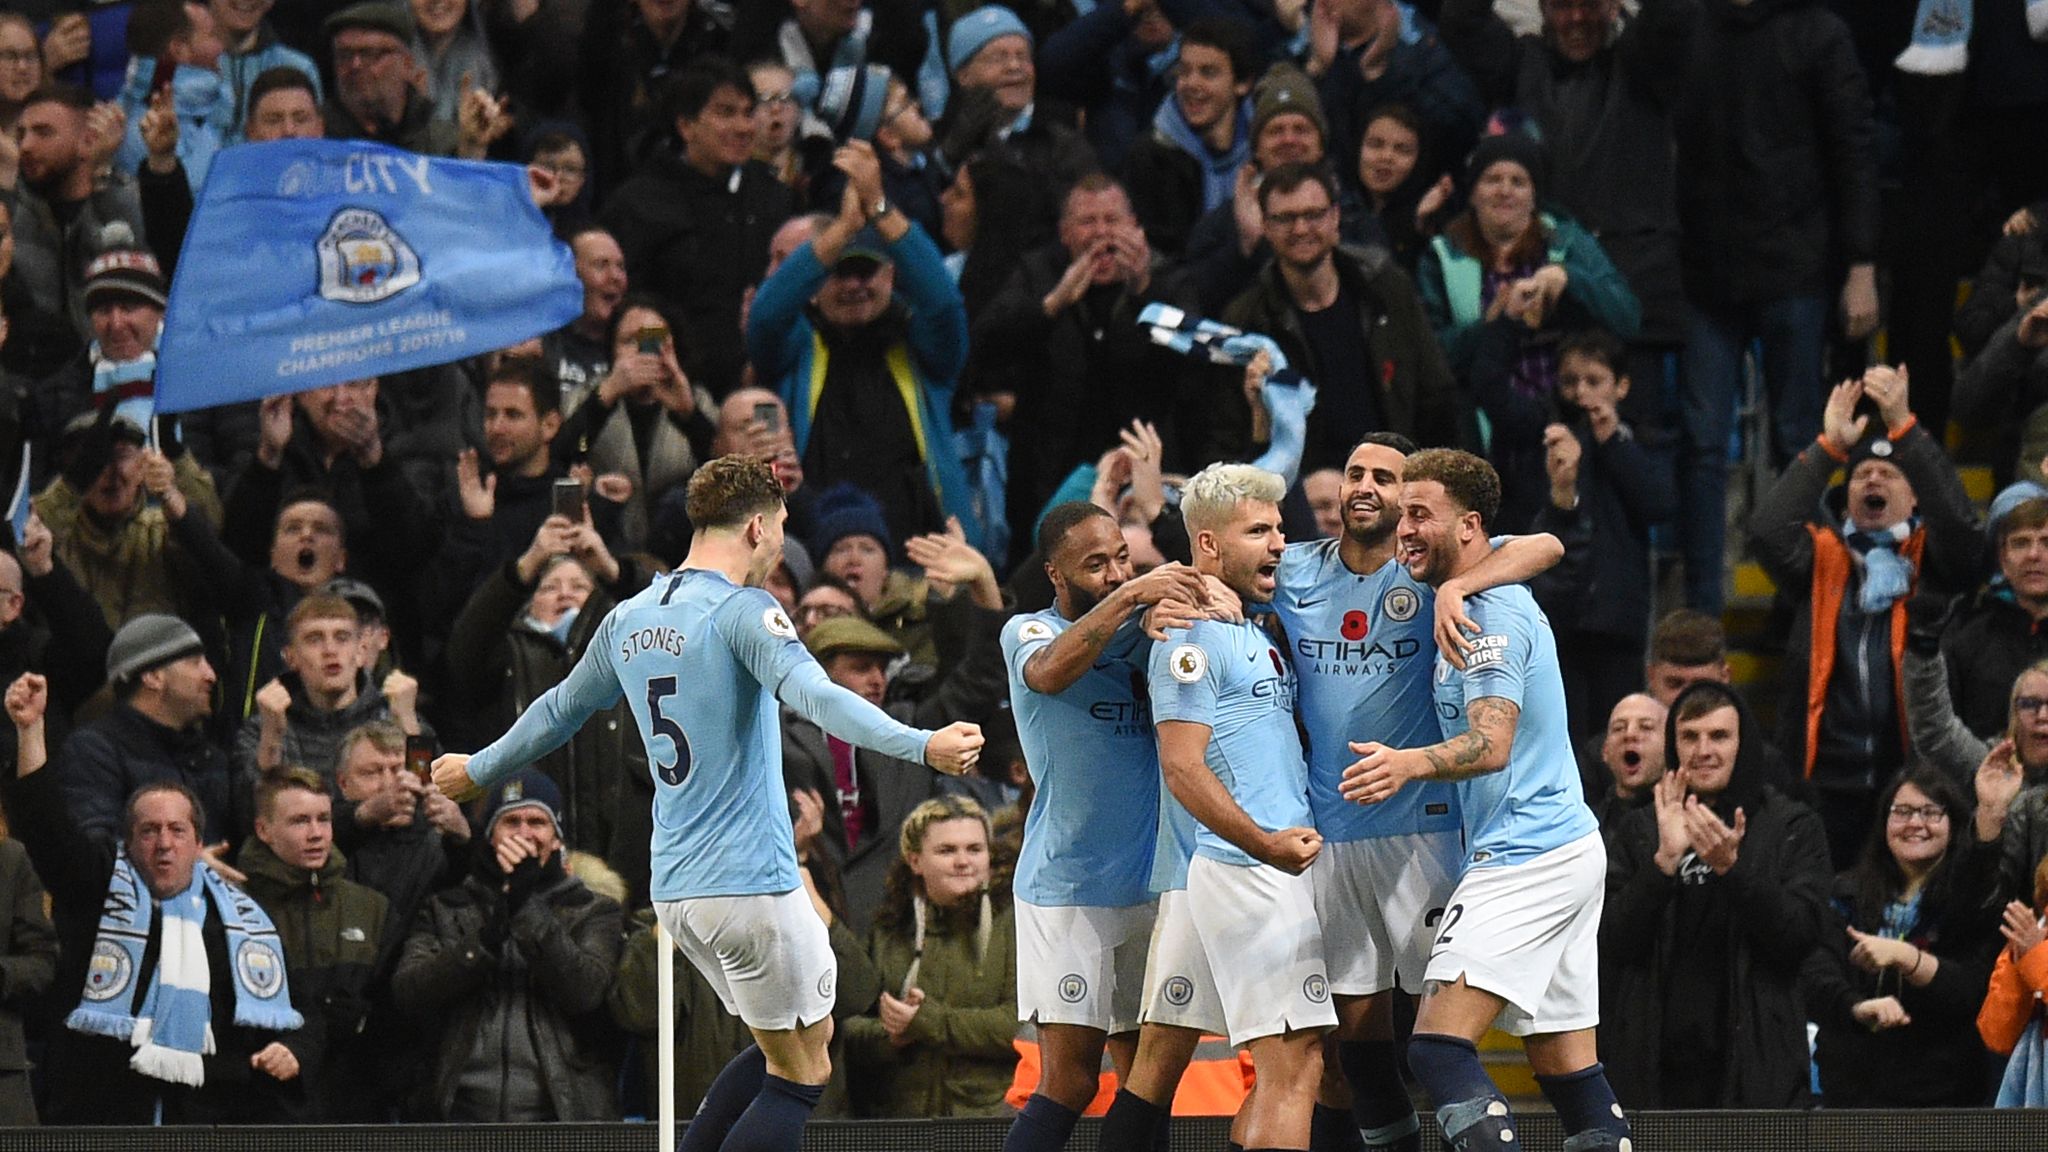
[153,139,584,413]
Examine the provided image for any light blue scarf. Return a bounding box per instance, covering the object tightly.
[1894,0,1968,75]
[67,856,302,1086]
[1997,1017,2048,1108]
[1844,518,1915,616]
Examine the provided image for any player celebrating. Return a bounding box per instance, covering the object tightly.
[1342,450,1625,1152]
[1273,433,1559,1152]
[433,458,983,1152]
[1149,463,1333,1152]
[999,501,1213,1152]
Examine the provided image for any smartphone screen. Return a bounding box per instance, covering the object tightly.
[636,325,667,356]
[552,478,585,520]
[753,402,782,434]
[405,735,434,784]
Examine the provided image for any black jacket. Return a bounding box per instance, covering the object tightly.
[0,837,56,1125]
[1439,0,1697,344]
[392,862,624,1121]
[971,243,1218,534]
[1672,0,1879,306]
[1801,848,2003,1108]
[1940,589,2048,744]
[1219,244,1467,467]
[573,0,731,199]
[1600,684,1833,1108]
[50,703,246,879]
[598,149,796,398]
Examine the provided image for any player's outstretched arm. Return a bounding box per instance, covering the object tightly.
[1157,720,1322,875]
[446,626,625,796]
[1434,533,1563,666]
[777,658,976,771]
[1341,696,1520,805]
[1023,563,1209,695]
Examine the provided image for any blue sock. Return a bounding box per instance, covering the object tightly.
[1537,1064,1630,1151]
[679,1045,765,1152]
[1101,1087,1170,1152]
[1311,1102,1367,1151]
[1404,1035,1519,1152]
[1002,1093,1081,1152]
[718,1074,823,1152]
[1337,1040,1419,1148]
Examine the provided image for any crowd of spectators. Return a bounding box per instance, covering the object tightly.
[0,0,2039,1126]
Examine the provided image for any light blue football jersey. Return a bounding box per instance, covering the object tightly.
[1431,584,1598,870]
[467,568,929,901]
[1147,618,1313,867]
[1272,539,1460,842]
[1003,610,1162,908]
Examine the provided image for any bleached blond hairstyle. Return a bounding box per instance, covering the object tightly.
[1180,463,1285,535]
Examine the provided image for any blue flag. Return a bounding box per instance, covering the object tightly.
[155,140,582,413]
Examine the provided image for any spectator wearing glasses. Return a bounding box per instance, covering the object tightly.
[1802,769,2002,1108]
[321,1,459,156]
[0,15,43,141]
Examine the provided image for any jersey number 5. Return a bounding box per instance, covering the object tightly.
[647,675,692,786]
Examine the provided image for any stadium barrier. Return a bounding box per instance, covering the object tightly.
[0,1113,2043,1152]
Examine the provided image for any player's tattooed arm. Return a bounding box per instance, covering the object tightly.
[1342,697,1519,804]
[1419,697,1520,781]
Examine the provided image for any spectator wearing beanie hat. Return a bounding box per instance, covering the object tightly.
[1417,122,1640,388]
[813,64,945,243]
[31,248,175,459]
[392,765,624,1122]
[1180,63,1335,312]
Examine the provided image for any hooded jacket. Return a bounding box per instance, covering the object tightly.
[231,670,417,787]
[1600,681,1833,1108]
[1123,94,1253,257]
[234,836,389,1121]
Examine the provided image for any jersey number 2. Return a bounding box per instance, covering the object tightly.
[647,675,691,786]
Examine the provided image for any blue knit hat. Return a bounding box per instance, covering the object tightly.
[817,64,893,143]
[810,483,893,561]
[947,5,1032,74]
[484,769,565,840]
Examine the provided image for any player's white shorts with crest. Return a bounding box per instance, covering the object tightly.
[656,887,836,1031]
[1139,888,1227,1034]
[1186,854,1337,1046]
[1422,830,1605,1037]
[1015,898,1156,1033]
[1314,831,1463,996]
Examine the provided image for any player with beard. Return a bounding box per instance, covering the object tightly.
[435,457,984,1152]
[1271,432,1560,1152]
[998,501,1215,1152]
[1146,463,1332,1152]
[1342,450,1622,1152]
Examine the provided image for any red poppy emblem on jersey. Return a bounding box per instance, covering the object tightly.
[1269,649,1286,676]
[1341,610,1370,641]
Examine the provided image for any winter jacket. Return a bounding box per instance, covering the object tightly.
[1980,937,2048,1058]
[600,148,796,398]
[1941,589,2048,743]
[214,28,322,144]
[1955,227,2048,362]
[1671,0,1879,307]
[321,90,460,157]
[392,864,624,1121]
[0,550,117,728]
[1219,243,1467,467]
[571,0,731,197]
[843,895,1018,1118]
[115,61,233,192]
[1600,682,1832,1108]
[1123,96,1252,258]
[971,243,1215,532]
[444,558,654,900]
[1035,0,1178,170]
[30,456,222,632]
[1438,0,1697,344]
[48,703,246,876]
[1993,786,2048,911]
[0,838,57,1124]
[1954,308,2048,483]
[6,174,146,336]
[749,222,980,552]
[1746,422,1980,777]
[235,837,389,1122]
[231,671,422,786]
[1500,416,1674,637]
[1803,850,2003,1108]
[1418,212,1642,380]
[1316,9,1485,202]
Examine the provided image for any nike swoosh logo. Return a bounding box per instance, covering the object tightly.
[1297,597,1326,608]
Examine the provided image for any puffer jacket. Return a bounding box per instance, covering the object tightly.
[235,836,388,1121]
[392,864,624,1121]
[843,893,1017,1118]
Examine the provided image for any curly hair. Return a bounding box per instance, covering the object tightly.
[1402,448,1501,530]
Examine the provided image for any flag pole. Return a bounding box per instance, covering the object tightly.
[658,917,676,1152]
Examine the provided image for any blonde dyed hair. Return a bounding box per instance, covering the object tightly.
[1180,463,1285,535]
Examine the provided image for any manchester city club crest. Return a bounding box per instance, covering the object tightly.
[1383,587,1419,622]
[1057,973,1088,1003]
[1303,973,1329,1003]
[237,938,286,998]
[317,207,421,304]
[1162,975,1194,1006]
[82,940,133,1002]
